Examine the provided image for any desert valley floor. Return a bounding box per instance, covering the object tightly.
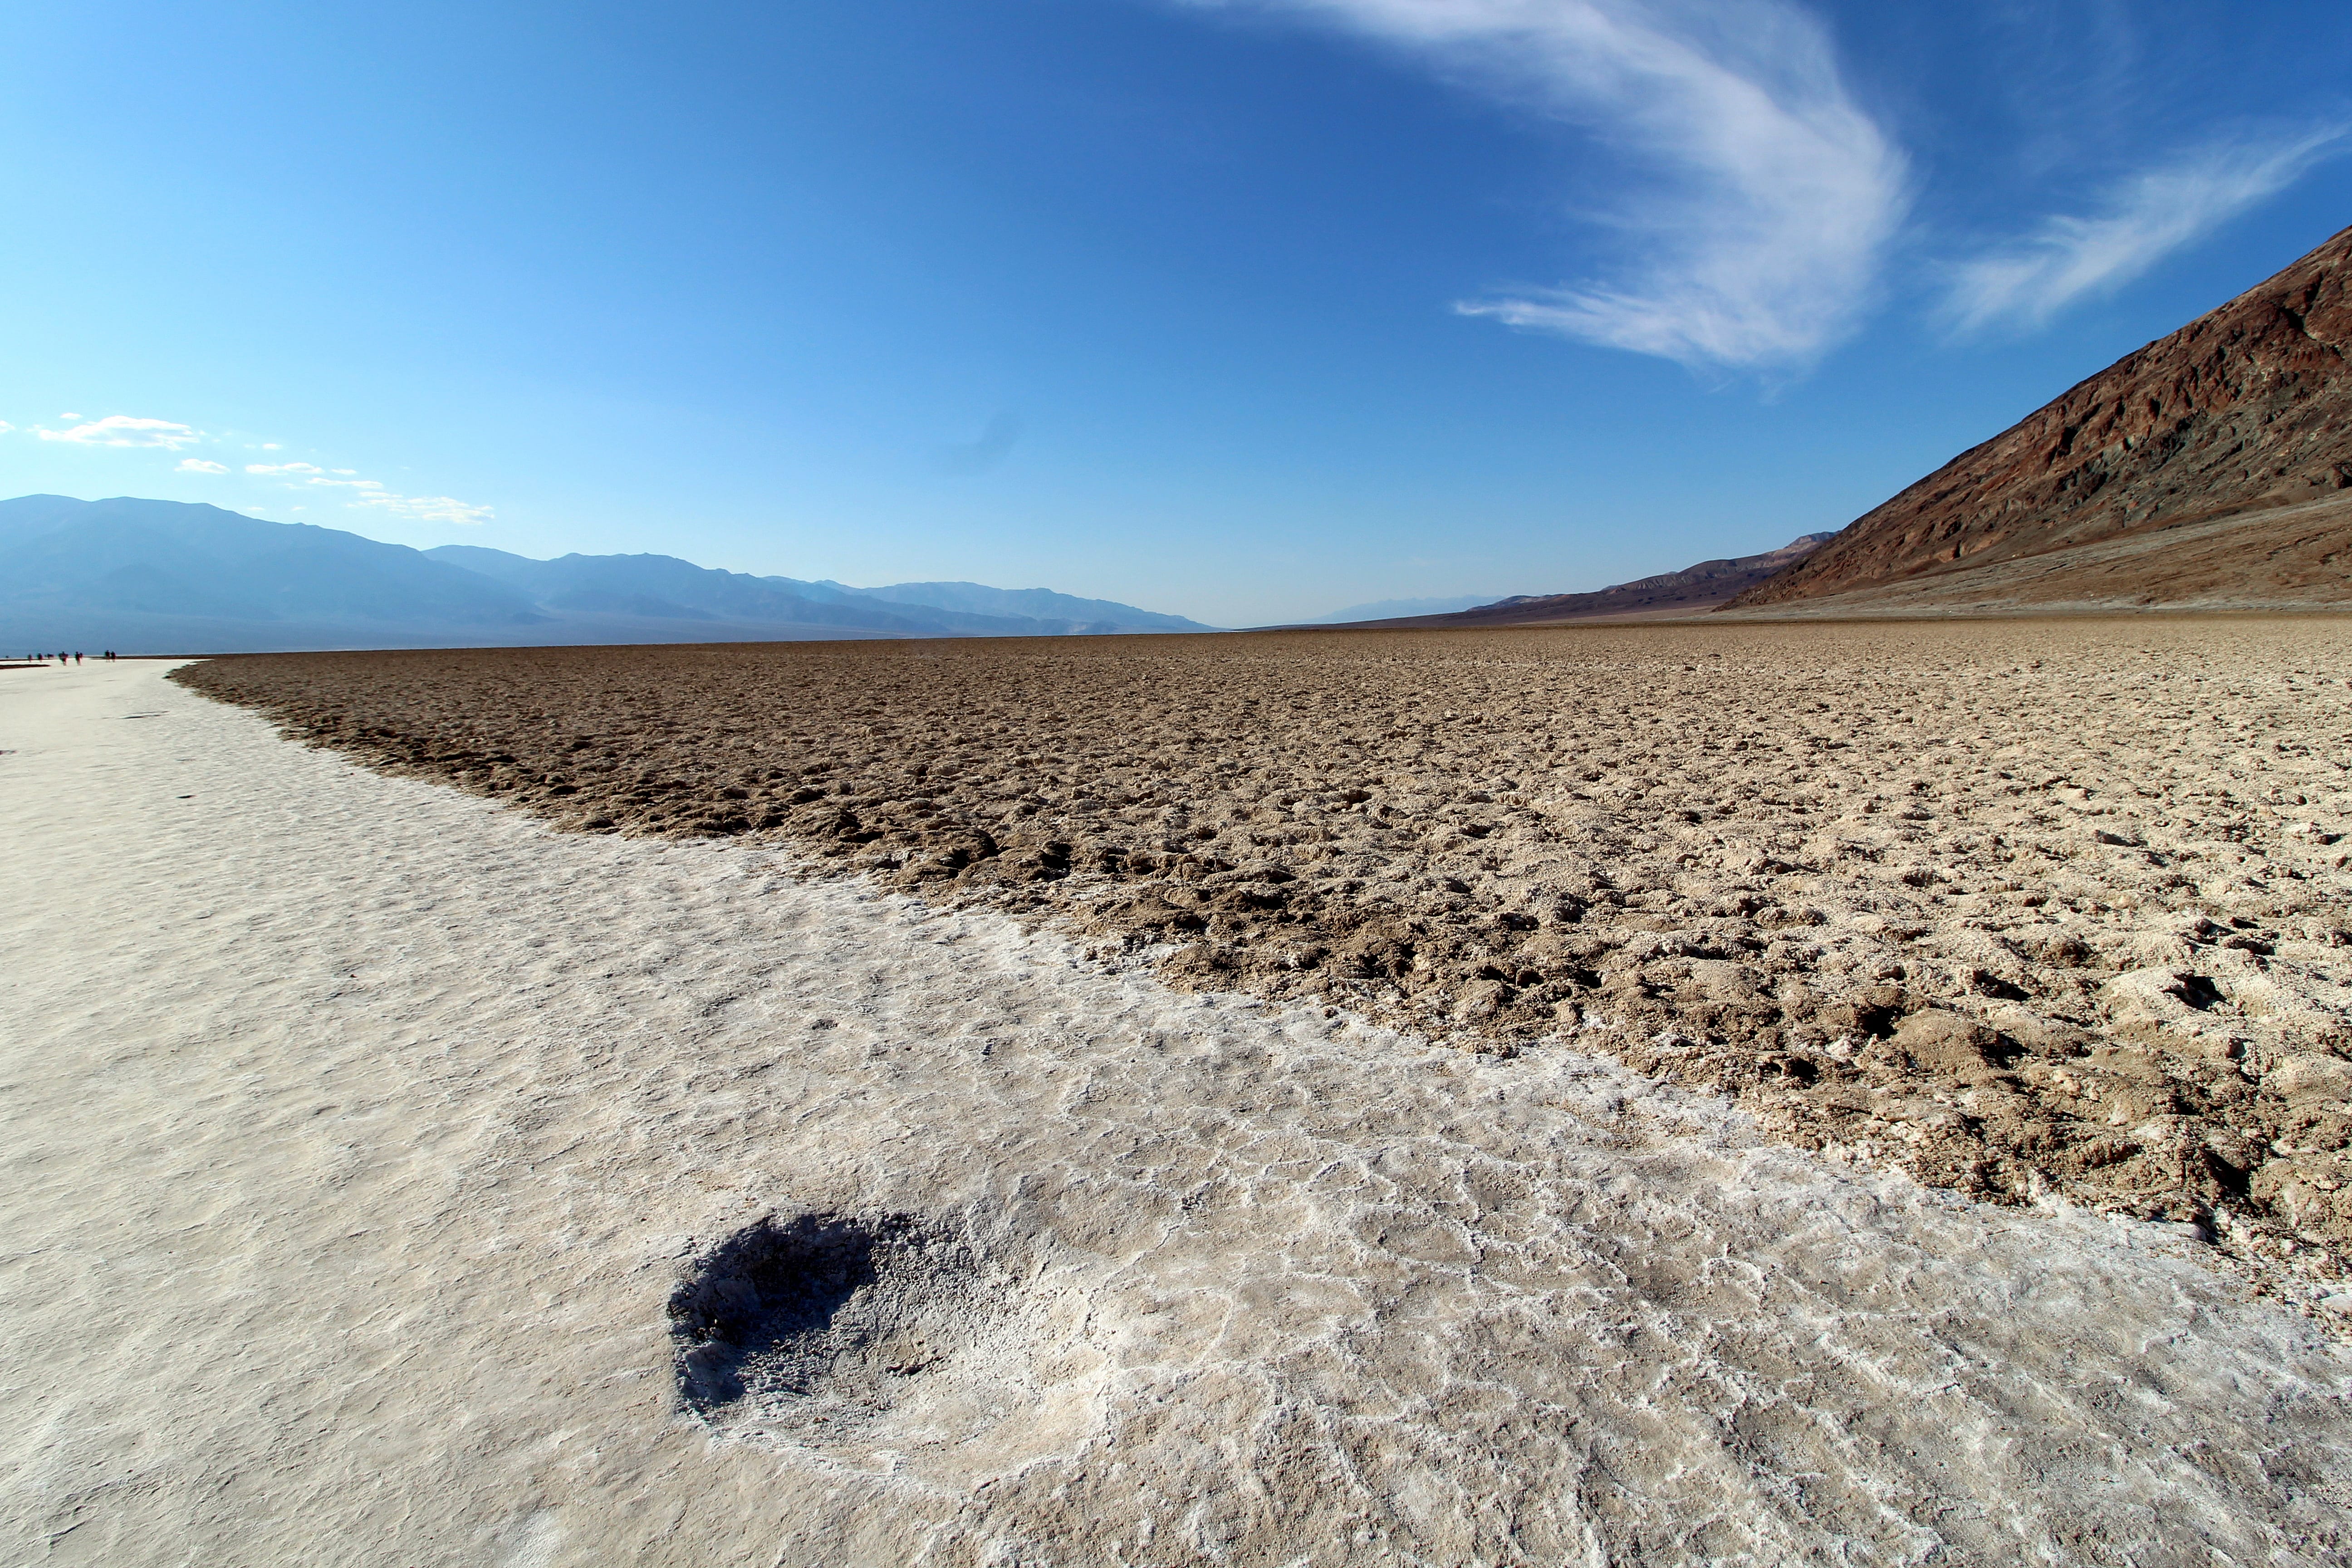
[6,630,2352,1565]
[182,620,2352,1272]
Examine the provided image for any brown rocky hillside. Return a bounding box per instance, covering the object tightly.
[1726,223,2352,612]
[1347,533,1834,627]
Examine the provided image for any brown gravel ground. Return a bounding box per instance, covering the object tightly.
[176,618,2352,1315]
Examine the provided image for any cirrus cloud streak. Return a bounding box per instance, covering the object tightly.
[1943,125,2350,335]
[1191,0,1911,371]
[13,411,495,525]
[247,460,493,524]
[38,414,202,449]
[353,492,495,525]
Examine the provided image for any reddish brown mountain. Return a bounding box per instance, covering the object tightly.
[1726,224,2352,613]
[1335,533,1835,628]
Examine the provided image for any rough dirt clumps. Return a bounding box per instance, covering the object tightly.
[176,619,2352,1296]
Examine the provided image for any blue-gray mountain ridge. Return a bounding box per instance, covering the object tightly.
[1300,593,1504,623]
[0,495,1215,653]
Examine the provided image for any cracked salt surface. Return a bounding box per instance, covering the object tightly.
[3,662,2348,1566]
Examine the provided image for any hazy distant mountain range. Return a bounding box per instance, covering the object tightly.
[0,495,1215,653]
[1300,593,1504,623]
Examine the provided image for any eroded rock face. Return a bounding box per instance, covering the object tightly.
[1728,224,2352,611]
[1363,533,1836,627]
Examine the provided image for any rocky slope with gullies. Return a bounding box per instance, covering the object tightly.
[1723,487,2352,618]
[1726,224,2352,613]
[1341,533,1836,627]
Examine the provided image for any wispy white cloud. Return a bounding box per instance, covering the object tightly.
[19,414,493,525]
[244,456,493,524]
[1191,0,1910,371]
[1943,124,2348,333]
[38,414,202,449]
[353,492,495,526]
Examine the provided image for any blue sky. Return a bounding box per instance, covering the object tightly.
[3,0,2346,626]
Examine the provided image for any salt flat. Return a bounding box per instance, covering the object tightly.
[4,660,2348,1566]
[181,622,2352,1260]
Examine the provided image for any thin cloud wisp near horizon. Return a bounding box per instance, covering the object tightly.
[933,412,1025,476]
[36,414,202,449]
[242,460,497,525]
